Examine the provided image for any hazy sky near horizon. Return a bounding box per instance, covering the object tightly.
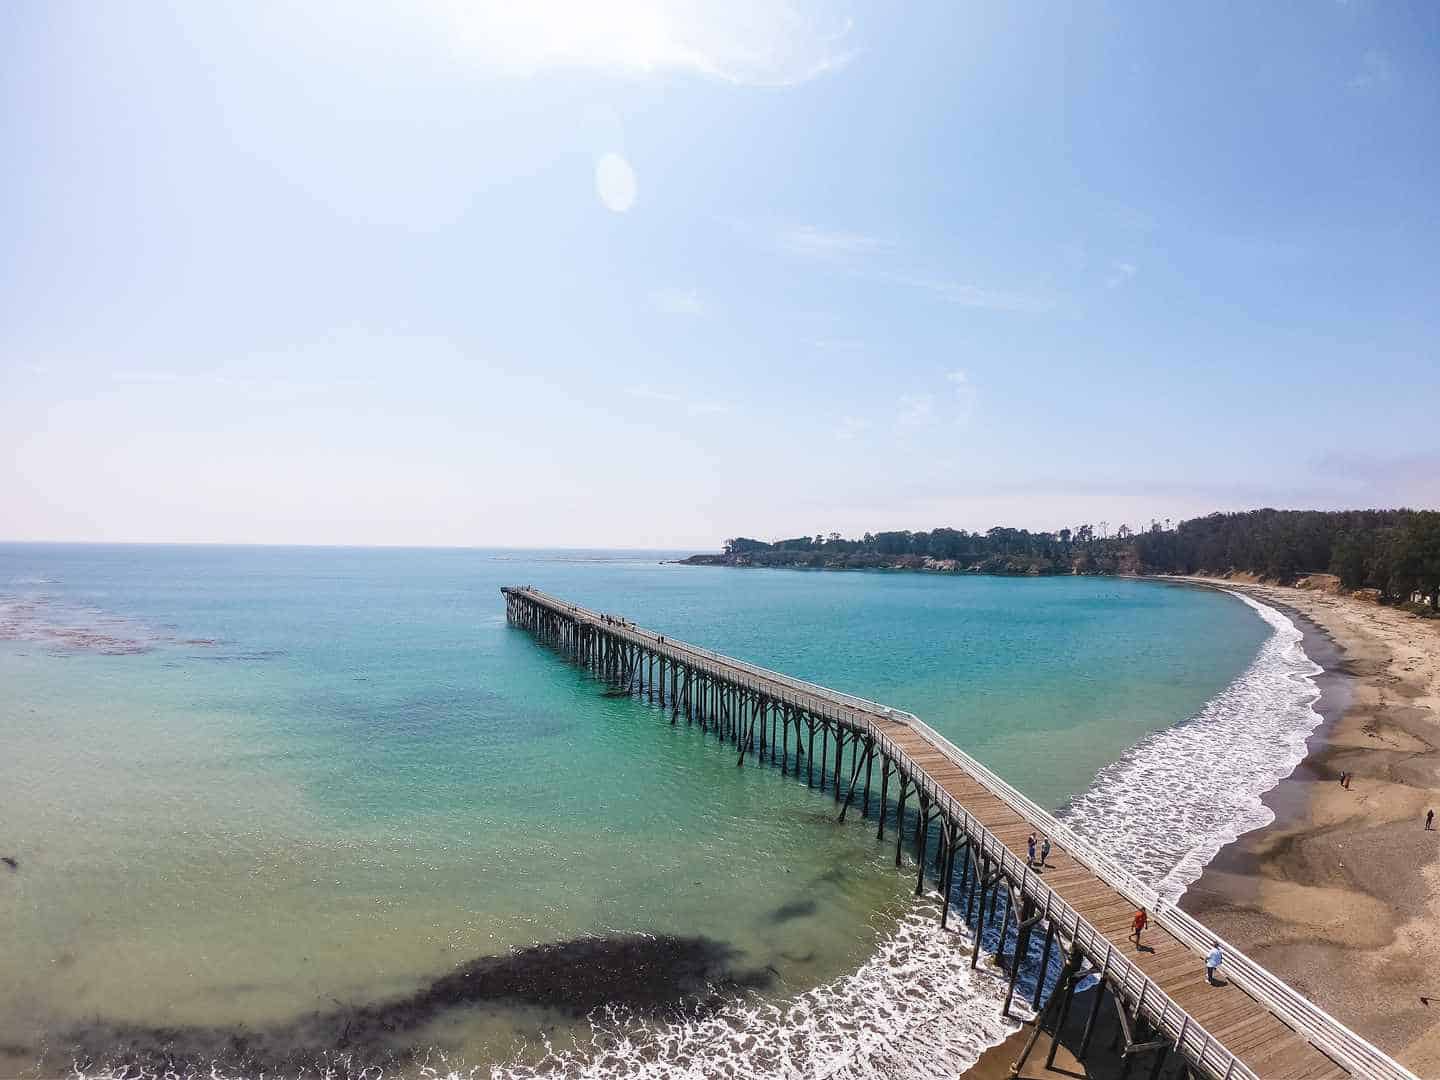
[3,1,1438,549]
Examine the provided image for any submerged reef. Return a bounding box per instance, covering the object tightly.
[61,933,771,1076]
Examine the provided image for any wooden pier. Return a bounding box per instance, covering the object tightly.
[502,586,1415,1080]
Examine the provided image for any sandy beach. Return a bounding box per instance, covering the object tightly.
[1175,577,1440,1074]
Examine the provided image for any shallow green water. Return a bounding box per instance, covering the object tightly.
[0,545,1270,1076]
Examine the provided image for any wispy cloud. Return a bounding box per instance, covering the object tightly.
[778,225,884,259]
[625,384,729,416]
[1349,49,1393,89]
[626,384,682,402]
[1310,450,1440,502]
[446,2,858,88]
[946,369,978,426]
[875,270,1051,313]
[650,287,705,315]
[1104,260,1137,289]
[110,368,362,400]
[773,224,1049,312]
[898,393,935,427]
[844,372,977,438]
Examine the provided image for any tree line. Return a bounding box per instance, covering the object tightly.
[717,508,1440,611]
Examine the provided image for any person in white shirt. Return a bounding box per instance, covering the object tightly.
[1206,943,1224,985]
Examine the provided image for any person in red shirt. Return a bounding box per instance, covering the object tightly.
[1130,907,1148,947]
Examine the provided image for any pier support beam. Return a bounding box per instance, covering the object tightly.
[877,758,890,840]
[1078,947,1112,1060]
[894,775,910,867]
[1009,945,1083,1079]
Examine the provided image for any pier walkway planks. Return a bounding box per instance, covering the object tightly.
[502,586,1415,1080]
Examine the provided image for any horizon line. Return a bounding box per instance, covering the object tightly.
[0,538,701,554]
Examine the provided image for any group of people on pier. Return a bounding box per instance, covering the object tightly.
[1025,832,1051,868]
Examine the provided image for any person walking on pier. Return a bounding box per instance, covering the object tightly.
[1040,836,1052,867]
[1130,907,1148,947]
[1206,942,1224,985]
[1026,833,1037,867]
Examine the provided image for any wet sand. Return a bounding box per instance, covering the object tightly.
[967,577,1440,1078]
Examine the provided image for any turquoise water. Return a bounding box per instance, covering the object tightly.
[0,545,1274,1077]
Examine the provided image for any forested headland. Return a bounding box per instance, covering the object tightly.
[678,509,1440,612]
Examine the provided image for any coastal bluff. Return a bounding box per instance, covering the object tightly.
[673,511,1440,611]
[674,550,1107,576]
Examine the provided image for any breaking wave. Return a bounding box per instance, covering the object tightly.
[1059,589,1324,903]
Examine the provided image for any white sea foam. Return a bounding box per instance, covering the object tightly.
[479,899,1026,1080]
[1058,589,1324,904]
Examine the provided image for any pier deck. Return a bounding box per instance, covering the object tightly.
[502,586,1414,1080]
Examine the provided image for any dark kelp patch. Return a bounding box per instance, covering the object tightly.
[62,933,770,1076]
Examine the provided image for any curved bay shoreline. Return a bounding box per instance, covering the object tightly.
[973,576,1440,1077]
[1172,578,1440,1076]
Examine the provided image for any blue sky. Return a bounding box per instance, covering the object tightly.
[2,1,1437,548]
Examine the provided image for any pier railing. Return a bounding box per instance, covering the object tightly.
[504,587,1417,1080]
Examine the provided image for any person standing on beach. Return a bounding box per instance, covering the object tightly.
[1040,836,1052,867]
[1427,809,1434,831]
[1338,771,1347,787]
[1206,943,1224,985]
[1130,908,1148,947]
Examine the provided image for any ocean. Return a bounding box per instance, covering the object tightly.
[0,544,1322,1078]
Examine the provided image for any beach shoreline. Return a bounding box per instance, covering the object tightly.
[967,576,1440,1077]
[1172,577,1440,1074]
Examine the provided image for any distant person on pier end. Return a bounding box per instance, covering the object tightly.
[1040,836,1051,867]
[1026,833,1037,867]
